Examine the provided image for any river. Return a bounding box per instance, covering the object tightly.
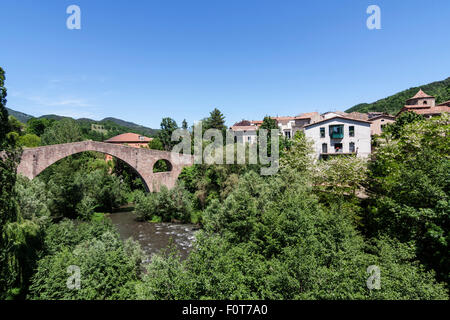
[107,210,198,263]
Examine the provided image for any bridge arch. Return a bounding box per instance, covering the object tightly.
[16,141,193,192]
[152,158,173,173]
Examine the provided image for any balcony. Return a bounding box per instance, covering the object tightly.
[330,132,344,139]
[329,125,344,139]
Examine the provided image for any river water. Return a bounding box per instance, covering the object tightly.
[108,211,198,262]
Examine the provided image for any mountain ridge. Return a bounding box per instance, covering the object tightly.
[5,107,159,137]
[346,77,450,114]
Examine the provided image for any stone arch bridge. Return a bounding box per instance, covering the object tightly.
[16,141,193,192]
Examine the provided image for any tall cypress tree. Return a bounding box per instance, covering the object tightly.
[0,67,21,298]
[182,119,188,130]
[0,67,10,144]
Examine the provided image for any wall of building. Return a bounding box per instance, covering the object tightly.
[276,120,295,139]
[304,118,371,159]
[370,117,395,135]
[293,119,311,136]
[408,97,436,107]
[231,129,258,144]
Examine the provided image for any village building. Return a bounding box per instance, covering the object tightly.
[229,120,259,144]
[274,112,321,139]
[368,113,396,135]
[104,132,152,161]
[397,89,450,118]
[304,116,371,160]
[230,112,322,143]
[319,111,395,136]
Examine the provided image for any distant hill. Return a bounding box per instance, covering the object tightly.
[5,108,159,137]
[101,117,158,136]
[6,107,34,123]
[346,77,450,115]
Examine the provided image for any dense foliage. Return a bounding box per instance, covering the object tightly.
[158,117,179,151]
[28,220,144,300]
[366,114,450,285]
[0,68,41,300]
[136,169,447,299]
[134,184,193,223]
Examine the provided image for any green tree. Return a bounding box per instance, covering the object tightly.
[28,220,144,300]
[0,67,10,142]
[204,108,226,131]
[15,176,51,224]
[148,137,164,150]
[0,67,32,299]
[26,118,55,137]
[17,134,41,147]
[257,116,281,157]
[158,117,178,151]
[280,131,314,174]
[134,183,193,223]
[8,116,24,135]
[366,114,450,285]
[41,118,83,145]
[182,119,188,130]
[384,111,424,139]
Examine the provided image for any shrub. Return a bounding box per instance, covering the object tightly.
[28,220,145,300]
[134,184,193,223]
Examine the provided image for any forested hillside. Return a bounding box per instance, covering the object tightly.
[4,107,159,138]
[346,77,450,114]
[5,107,33,123]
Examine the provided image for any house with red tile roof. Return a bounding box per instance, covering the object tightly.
[397,89,450,118]
[104,132,153,161]
[105,132,152,147]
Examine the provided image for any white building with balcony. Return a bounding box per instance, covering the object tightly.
[304,116,371,160]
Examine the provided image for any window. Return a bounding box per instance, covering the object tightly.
[349,142,355,153]
[329,125,344,139]
[285,131,291,139]
[248,136,251,143]
[234,136,238,143]
[322,143,328,153]
[320,127,325,138]
[423,101,427,105]
[334,143,343,153]
[349,126,355,137]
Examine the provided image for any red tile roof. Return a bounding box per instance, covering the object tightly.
[407,89,434,100]
[398,105,450,116]
[295,112,319,119]
[437,100,450,107]
[105,133,152,143]
[410,105,450,115]
[368,114,396,121]
[230,125,258,131]
[233,120,252,126]
[273,116,296,121]
[347,112,369,121]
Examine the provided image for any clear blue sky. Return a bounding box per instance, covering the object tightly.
[1,0,449,128]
